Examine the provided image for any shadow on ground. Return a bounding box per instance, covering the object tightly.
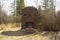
[1,29,59,37]
[1,29,37,36]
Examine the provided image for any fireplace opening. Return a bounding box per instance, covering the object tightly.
[25,22,34,28]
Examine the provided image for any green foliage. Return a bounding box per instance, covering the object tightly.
[20,0,24,14]
[16,0,20,15]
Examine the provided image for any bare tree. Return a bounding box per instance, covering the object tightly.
[39,0,57,30]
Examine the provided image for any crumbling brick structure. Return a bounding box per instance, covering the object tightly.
[21,7,38,29]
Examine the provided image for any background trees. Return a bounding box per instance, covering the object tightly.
[37,0,57,30]
[0,0,60,30]
[56,11,60,26]
[0,1,7,24]
[20,0,24,14]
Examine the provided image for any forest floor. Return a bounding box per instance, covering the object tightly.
[0,23,60,40]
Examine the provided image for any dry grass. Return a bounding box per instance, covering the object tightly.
[0,31,60,40]
[0,33,52,40]
[0,23,60,40]
[0,23,21,32]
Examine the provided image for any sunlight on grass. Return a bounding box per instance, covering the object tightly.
[0,33,52,40]
[0,23,21,31]
[0,23,60,40]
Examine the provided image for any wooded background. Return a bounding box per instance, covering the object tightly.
[0,0,60,30]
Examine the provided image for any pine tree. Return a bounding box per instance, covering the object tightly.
[20,0,24,14]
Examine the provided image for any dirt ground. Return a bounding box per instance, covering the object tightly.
[0,28,60,40]
[0,23,60,40]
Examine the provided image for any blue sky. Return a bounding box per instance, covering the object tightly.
[24,0,60,11]
[24,0,38,7]
[2,0,14,15]
[2,0,60,14]
[56,0,60,11]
